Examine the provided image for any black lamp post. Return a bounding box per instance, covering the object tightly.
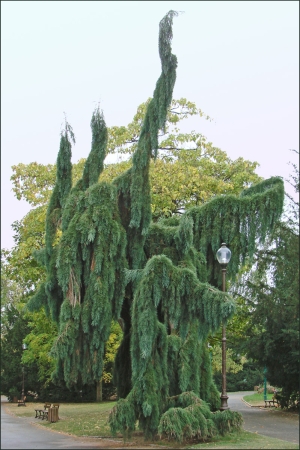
[216,243,231,411]
[21,343,27,400]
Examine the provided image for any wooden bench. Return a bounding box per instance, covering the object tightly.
[34,402,51,420]
[17,396,26,407]
[264,396,279,408]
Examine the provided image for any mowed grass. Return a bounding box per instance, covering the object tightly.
[4,401,299,449]
[243,392,275,406]
[188,430,299,449]
[5,401,116,437]
[4,401,176,448]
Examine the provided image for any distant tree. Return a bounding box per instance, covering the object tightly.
[230,153,299,407]
[0,302,34,399]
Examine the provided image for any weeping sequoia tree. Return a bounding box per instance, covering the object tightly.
[27,11,284,441]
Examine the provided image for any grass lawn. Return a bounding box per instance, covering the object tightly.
[4,401,117,437]
[243,392,276,407]
[4,401,299,449]
[188,430,299,449]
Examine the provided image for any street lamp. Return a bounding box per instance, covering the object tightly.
[263,366,267,402]
[216,243,231,411]
[21,343,28,401]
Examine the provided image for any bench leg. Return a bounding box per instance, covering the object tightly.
[41,411,48,420]
[264,401,274,407]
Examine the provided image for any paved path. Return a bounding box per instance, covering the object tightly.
[1,393,299,448]
[228,391,299,445]
[1,396,166,449]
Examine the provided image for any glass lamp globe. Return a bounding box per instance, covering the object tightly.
[216,243,231,265]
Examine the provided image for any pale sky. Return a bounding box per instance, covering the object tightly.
[1,1,299,250]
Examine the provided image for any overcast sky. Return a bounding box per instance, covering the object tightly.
[1,1,299,250]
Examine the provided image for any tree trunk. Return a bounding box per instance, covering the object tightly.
[96,379,102,402]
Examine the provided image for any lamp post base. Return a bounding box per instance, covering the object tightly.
[220,394,229,411]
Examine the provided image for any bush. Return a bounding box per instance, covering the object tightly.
[214,362,264,392]
[24,395,36,402]
[8,386,20,401]
[257,385,276,394]
[36,381,97,402]
[212,410,243,436]
[102,382,117,400]
[275,389,300,410]
[158,392,242,443]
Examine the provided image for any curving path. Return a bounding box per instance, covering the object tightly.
[228,391,299,445]
[1,397,107,449]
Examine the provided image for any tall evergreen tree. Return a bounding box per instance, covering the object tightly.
[27,11,284,441]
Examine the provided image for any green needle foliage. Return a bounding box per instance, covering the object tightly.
[28,120,75,321]
[27,10,284,442]
[158,392,243,442]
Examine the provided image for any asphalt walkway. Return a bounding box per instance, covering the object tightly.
[228,391,299,444]
[1,393,299,448]
[1,397,105,449]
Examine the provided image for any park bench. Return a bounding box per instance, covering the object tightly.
[34,402,51,420]
[264,395,279,408]
[34,402,60,421]
[17,396,26,407]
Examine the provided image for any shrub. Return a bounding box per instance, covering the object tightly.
[158,392,240,442]
[212,410,243,436]
[214,362,264,392]
[158,406,207,442]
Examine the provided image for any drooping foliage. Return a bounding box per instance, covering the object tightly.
[228,157,299,408]
[29,107,127,386]
[27,122,75,321]
[26,10,285,442]
[186,176,284,287]
[158,392,243,442]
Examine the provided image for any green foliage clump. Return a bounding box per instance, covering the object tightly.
[108,394,136,439]
[28,109,127,387]
[186,176,284,287]
[214,361,264,392]
[212,410,243,436]
[158,406,207,442]
[26,121,76,322]
[51,145,127,385]
[158,392,241,442]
